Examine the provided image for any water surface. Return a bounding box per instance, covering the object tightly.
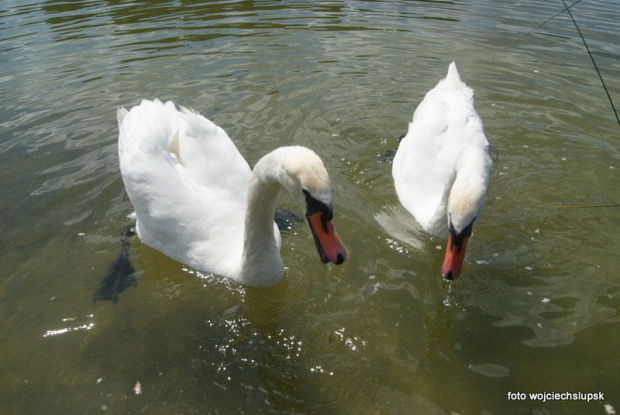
[1,1,619,414]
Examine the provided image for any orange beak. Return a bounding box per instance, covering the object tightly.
[306,212,347,265]
[441,233,469,280]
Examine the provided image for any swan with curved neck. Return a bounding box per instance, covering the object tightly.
[392,62,492,280]
[118,99,347,288]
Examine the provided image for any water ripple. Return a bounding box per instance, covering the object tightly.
[1,1,620,414]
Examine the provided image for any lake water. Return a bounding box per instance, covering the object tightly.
[2,0,619,414]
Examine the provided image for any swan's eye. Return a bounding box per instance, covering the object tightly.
[303,189,333,221]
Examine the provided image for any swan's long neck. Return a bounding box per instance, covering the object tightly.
[448,146,491,234]
[238,157,285,287]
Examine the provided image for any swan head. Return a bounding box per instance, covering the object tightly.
[442,214,475,281]
[303,189,346,265]
[442,147,491,280]
[263,146,347,265]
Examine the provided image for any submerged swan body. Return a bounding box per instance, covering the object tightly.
[393,62,492,280]
[118,99,347,287]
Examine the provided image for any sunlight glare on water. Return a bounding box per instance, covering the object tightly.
[1,0,619,414]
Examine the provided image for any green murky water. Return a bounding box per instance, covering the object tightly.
[2,1,619,414]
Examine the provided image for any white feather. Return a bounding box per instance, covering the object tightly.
[118,99,344,287]
[393,62,492,238]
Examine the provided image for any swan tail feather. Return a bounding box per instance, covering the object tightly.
[446,61,461,85]
[117,107,129,128]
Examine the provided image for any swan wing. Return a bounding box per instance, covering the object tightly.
[119,99,251,195]
[117,99,251,276]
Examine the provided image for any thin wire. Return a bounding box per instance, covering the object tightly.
[501,0,619,127]
[561,0,620,127]
[530,197,620,209]
[549,204,620,209]
[502,0,582,50]
[507,3,620,210]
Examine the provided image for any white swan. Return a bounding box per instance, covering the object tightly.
[117,99,347,288]
[392,62,492,280]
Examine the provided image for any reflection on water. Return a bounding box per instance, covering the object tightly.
[42,315,96,338]
[1,0,620,413]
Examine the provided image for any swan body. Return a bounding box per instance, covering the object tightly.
[118,99,346,287]
[393,62,492,280]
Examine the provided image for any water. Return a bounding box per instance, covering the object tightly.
[2,0,619,413]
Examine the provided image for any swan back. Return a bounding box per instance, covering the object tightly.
[393,62,491,238]
[119,99,251,194]
[118,99,252,278]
